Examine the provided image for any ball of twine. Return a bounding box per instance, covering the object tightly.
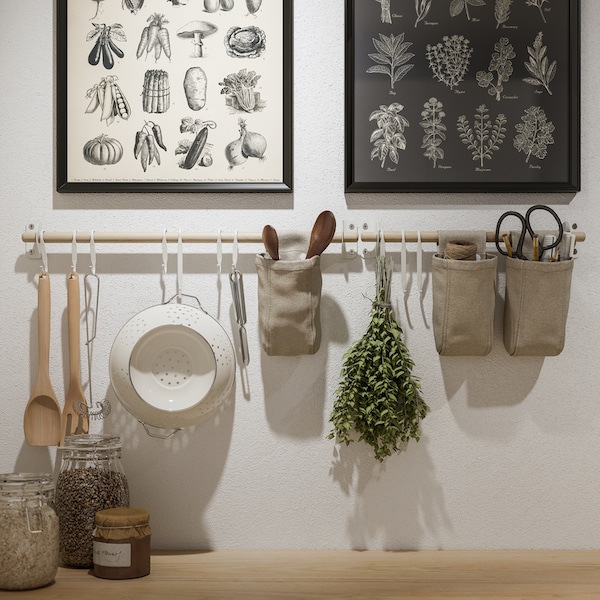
[444,240,478,261]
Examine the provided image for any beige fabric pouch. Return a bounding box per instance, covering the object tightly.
[432,253,497,356]
[503,258,573,356]
[255,231,322,356]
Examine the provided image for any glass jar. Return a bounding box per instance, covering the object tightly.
[55,434,130,568]
[93,507,151,579]
[0,473,59,590]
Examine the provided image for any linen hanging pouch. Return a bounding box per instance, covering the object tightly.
[503,258,573,356]
[432,254,497,356]
[255,232,322,356]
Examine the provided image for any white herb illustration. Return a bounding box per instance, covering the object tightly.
[449,0,486,21]
[457,104,507,168]
[367,33,415,91]
[375,0,392,24]
[513,106,555,162]
[523,32,556,95]
[526,0,549,23]
[419,97,446,167]
[415,0,433,27]
[370,103,410,169]
[494,0,512,28]
[426,35,473,90]
[476,38,515,101]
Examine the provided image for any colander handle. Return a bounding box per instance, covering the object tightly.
[139,421,182,439]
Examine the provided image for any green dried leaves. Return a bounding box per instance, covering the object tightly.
[523,32,556,95]
[457,104,507,168]
[369,103,410,169]
[328,256,427,462]
[367,33,415,91]
[514,106,555,162]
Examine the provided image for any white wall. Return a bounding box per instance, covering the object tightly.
[1,0,599,551]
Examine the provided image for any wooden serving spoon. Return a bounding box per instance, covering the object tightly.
[60,272,89,445]
[24,272,62,446]
[306,211,336,259]
[262,225,279,260]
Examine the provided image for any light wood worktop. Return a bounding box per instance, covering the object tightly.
[4,550,600,599]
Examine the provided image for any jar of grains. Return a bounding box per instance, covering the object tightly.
[0,473,59,590]
[56,434,130,568]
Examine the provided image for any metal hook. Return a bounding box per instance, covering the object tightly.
[232,230,239,271]
[216,228,223,274]
[38,228,48,273]
[71,231,78,273]
[162,229,168,275]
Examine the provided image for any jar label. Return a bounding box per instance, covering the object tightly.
[93,541,131,568]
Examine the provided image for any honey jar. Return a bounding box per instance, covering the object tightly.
[93,507,151,579]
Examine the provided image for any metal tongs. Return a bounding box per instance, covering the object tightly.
[229,233,249,366]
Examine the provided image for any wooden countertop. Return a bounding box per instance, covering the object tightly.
[5,550,600,599]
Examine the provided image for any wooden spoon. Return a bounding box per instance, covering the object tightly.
[262,225,279,260]
[24,272,61,446]
[306,211,336,259]
[60,272,89,446]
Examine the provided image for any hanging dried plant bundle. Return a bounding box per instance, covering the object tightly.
[328,255,428,462]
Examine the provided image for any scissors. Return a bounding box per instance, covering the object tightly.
[495,205,563,261]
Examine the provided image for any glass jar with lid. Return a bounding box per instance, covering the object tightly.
[55,434,130,568]
[0,473,59,590]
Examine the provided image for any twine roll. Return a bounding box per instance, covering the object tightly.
[444,240,478,261]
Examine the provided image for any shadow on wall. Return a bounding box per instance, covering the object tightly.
[260,294,350,439]
[330,437,449,549]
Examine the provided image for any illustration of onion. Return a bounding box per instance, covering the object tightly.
[225,118,266,168]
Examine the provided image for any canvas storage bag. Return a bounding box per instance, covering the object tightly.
[255,231,322,356]
[503,258,573,356]
[432,253,498,356]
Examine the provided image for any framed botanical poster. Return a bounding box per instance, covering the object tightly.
[345,0,580,193]
[57,0,292,193]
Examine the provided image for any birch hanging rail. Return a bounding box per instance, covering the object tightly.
[21,229,586,245]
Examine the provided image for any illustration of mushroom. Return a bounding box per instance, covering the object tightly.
[177,21,217,57]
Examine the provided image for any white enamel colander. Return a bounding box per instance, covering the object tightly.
[109,296,235,436]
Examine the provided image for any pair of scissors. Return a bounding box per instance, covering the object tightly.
[495,205,563,261]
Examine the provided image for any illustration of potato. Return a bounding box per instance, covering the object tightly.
[183,66,207,110]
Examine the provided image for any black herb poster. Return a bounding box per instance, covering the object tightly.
[345,0,580,193]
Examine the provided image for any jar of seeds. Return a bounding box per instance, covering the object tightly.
[56,434,130,568]
[0,473,59,590]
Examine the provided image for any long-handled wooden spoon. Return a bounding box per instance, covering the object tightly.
[306,210,336,259]
[60,272,89,445]
[24,272,62,446]
[262,225,279,260]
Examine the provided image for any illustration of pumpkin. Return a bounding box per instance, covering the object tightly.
[83,134,124,165]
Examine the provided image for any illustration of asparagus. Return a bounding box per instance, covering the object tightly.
[494,0,512,28]
[369,102,410,169]
[415,0,433,27]
[426,35,472,90]
[476,38,515,101]
[526,0,549,23]
[523,32,556,95]
[375,0,392,24]
[457,104,507,168]
[419,97,446,168]
[367,33,415,91]
[449,0,486,21]
[513,106,555,162]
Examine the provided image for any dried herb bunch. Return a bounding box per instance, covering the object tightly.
[426,35,472,90]
[523,32,556,95]
[457,104,507,168]
[328,255,427,462]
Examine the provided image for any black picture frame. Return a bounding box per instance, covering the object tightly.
[57,0,292,193]
[345,0,580,193]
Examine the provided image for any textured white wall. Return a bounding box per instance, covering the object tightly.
[1,0,599,550]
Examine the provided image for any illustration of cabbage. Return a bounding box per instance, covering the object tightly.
[513,106,555,162]
[224,26,266,59]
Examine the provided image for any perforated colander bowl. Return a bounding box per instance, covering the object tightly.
[109,302,235,432]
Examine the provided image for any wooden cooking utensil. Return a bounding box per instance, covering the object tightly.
[23,272,62,446]
[262,225,279,260]
[306,210,336,259]
[61,272,89,445]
